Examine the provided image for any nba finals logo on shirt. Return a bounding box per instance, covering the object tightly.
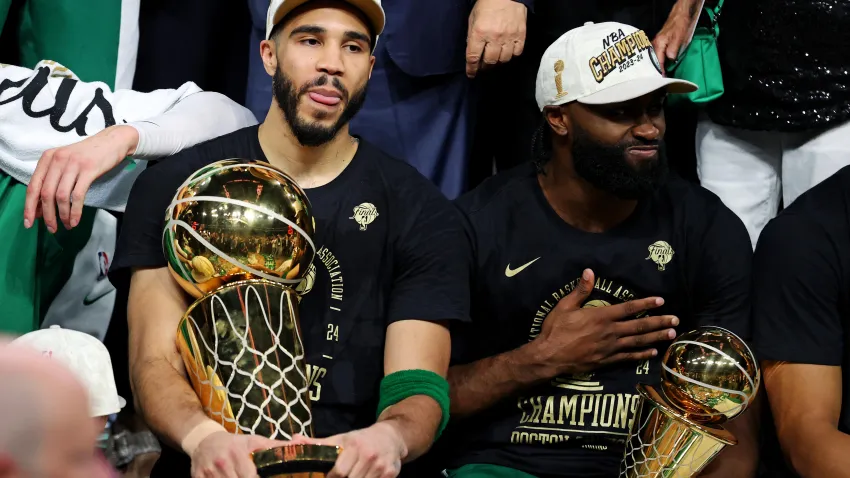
[589,28,654,83]
[646,241,674,271]
[350,203,379,231]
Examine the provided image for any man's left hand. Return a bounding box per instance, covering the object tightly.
[466,0,528,78]
[291,422,407,478]
[652,0,701,72]
[24,124,139,232]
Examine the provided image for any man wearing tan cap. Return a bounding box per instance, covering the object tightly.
[111,0,469,477]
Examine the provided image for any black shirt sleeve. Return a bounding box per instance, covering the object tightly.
[109,153,202,283]
[753,212,844,365]
[688,199,753,341]
[386,183,471,325]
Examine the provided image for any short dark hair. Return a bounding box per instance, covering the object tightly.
[269,7,376,51]
[532,118,553,175]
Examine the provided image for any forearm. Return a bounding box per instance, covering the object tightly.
[128,268,224,455]
[377,395,443,462]
[674,0,703,20]
[698,397,760,478]
[448,341,554,418]
[129,91,257,160]
[786,427,850,477]
[131,355,220,453]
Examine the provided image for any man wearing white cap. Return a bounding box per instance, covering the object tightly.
[0,336,106,478]
[111,0,469,477]
[12,325,126,477]
[441,22,758,477]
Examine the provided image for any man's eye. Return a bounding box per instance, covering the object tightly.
[301,38,320,46]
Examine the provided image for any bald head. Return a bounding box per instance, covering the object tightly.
[0,342,94,478]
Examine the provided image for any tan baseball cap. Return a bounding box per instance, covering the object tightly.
[266,0,385,40]
[13,325,126,418]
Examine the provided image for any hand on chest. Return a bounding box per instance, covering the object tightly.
[484,237,683,339]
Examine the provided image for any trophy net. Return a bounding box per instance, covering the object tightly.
[178,280,314,441]
[618,384,735,478]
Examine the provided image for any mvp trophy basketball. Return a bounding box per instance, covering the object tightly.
[619,326,760,478]
[163,159,339,476]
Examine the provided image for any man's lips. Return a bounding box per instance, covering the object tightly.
[627,146,659,159]
[307,88,342,106]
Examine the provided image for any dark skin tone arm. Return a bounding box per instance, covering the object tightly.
[697,394,760,478]
[449,269,679,417]
[763,361,850,477]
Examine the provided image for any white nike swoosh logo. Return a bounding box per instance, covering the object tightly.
[505,257,541,277]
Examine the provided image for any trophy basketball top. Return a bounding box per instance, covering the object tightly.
[660,326,760,425]
[163,159,317,299]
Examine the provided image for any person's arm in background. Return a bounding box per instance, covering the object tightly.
[465,0,530,78]
[652,0,705,71]
[681,201,758,478]
[763,363,850,477]
[751,212,850,478]
[12,60,257,231]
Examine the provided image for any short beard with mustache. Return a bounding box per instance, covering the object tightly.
[570,123,668,200]
[273,67,368,147]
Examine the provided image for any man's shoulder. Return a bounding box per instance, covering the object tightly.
[134,125,261,188]
[759,168,850,254]
[660,174,729,214]
[356,139,452,204]
[455,163,537,220]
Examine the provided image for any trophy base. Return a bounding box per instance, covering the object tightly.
[253,444,341,477]
[619,384,737,478]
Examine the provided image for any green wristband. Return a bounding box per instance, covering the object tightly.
[377,369,451,439]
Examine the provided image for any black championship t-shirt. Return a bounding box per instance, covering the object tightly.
[443,164,752,477]
[752,166,850,478]
[110,125,470,477]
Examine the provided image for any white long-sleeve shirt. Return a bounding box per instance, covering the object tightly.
[0,60,259,211]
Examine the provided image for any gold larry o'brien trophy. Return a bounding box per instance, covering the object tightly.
[162,159,339,477]
[619,326,761,478]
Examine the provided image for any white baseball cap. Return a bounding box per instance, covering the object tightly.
[266,0,385,41]
[13,325,126,418]
[535,22,697,110]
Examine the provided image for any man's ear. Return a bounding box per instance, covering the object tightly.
[260,39,279,77]
[544,105,570,138]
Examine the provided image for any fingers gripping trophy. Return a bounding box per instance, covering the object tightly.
[619,327,761,477]
[162,159,339,476]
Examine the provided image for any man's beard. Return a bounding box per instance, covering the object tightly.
[570,124,668,199]
[273,67,367,147]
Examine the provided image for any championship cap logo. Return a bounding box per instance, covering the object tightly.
[535,21,697,110]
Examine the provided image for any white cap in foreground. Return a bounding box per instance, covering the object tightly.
[13,325,126,417]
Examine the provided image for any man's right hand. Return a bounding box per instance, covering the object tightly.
[534,269,678,376]
[190,431,286,478]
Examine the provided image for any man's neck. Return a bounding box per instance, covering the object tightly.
[257,103,358,189]
[539,151,639,234]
